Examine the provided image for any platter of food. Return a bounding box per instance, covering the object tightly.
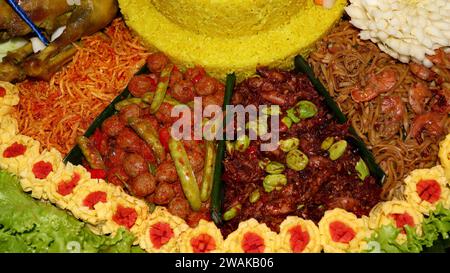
[0,0,449,254]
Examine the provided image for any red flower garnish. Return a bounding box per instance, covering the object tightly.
[57,173,81,196]
[32,161,53,179]
[83,191,107,209]
[329,221,356,243]
[288,225,310,253]
[416,179,441,204]
[190,234,216,253]
[241,232,265,253]
[389,212,415,234]
[112,205,137,229]
[3,142,26,158]
[150,222,174,249]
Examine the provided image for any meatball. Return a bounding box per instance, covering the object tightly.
[146,52,169,73]
[152,182,175,205]
[129,172,156,197]
[122,153,147,178]
[168,197,191,219]
[101,115,125,137]
[194,77,217,96]
[169,70,184,88]
[119,104,141,123]
[155,161,178,183]
[128,74,157,97]
[202,89,224,108]
[184,66,205,82]
[171,80,195,103]
[116,128,142,152]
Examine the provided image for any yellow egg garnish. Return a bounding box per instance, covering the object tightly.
[18,148,64,200]
[44,162,91,210]
[276,216,322,253]
[0,81,19,107]
[139,207,188,252]
[368,200,423,244]
[318,208,370,253]
[0,134,40,175]
[404,166,449,214]
[177,220,224,253]
[439,134,450,181]
[0,115,18,142]
[68,179,122,226]
[223,218,277,253]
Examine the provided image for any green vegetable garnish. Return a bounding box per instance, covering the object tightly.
[225,141,235,155]
[321,137,334,151]
[200,141,216,202]
[355,158,370,180]
[235,134,250,152]
[286,108,301,123]
[249,190,261,203]
[76,136,105,170]
[281,116,293,129]
[263,174,287,193]
[149,64,173,114]
[261,105,281,116]
[168,137,202,211]
[286,149,309,171]
[328,140,347,161]
[115,98,148,111]
[258,158,271,170]
[223,204,241,221]
[265,161,285,174]
[296,100,318,119]
[279,138,300,152]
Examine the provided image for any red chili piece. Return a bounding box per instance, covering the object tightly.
[32,161,53,179]
[241,232,265,253]
[389,212,415,234]
[83,191,107,209]
[329,221,356,243]
[190,234,216,253]
[150,222,174,249]
[88,168,107,179]
[112,205,137,229]
[57,173,81,196]
[416,179,441,203]
[3,142,27,158]
[288,225,310,253]
[158,127,171,152]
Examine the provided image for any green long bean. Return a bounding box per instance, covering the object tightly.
[76,136,105,170]
[200,141,217,202]
[149,64,174,114]
[128,117,166,163]
[168,137,202,211]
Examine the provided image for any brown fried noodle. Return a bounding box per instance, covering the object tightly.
[309,21,449,200]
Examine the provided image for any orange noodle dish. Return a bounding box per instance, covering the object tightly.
[0,0,449,254]
[12,19,149,154]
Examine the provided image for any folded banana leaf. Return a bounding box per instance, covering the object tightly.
[63,66,149,164]
[294,55,386,184]
[210,73,236,226]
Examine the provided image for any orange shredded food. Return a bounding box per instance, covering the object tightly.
[13,18,150,154]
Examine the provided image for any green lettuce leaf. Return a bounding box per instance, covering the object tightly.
[366,204,450,253]
[0,170,141,253]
